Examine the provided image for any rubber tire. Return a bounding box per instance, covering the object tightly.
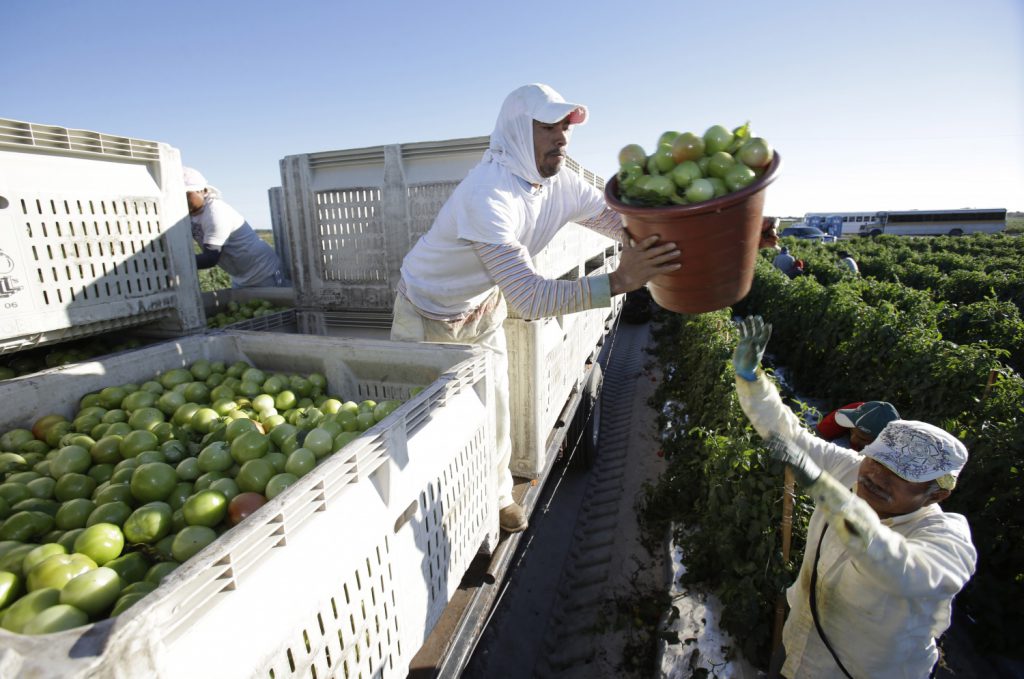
[578,363,603,469]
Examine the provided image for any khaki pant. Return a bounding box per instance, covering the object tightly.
[390,289,514,508]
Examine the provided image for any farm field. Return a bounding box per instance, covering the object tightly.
[641,233,1024,670]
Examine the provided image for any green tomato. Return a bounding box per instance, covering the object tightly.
[93,481,133,506]
[22,603,89,634]
[101,409,128,424]
[197,441,234,473]
[55,498,97,530]
[96,386,128,410]
[0,511,53,542]
[119,430,159,459]
[166,482,195,510]
[175,457,201,482]
[372,400,401,423]
[26,553,96,591]
[0,571,22,610]
[90,436,124,466]
[59,566,122,618]
[724,163,757,191]
[26,476,57,500]
[285,448,317,478]
[171,526,217,562]
[236,458,275,494]
[332,431,359,451]
[189,359,213,381]
[144,561,178,585]
[88,463,115,485]
[122,390,158,412]
[703,124,734,154]
[74,522,125,565]
[104,551,150,585]
[182,490,228,528]
[230,431,269,464]
[130,462,178,503]
[670,131,705,163]
[172,403,202,427]
[86,501,132,528]
[50,445,92,477]
[159,368,193,391]
[685,178,715,203]
[737,137,773,168]
[0,587,61,632]
[265,473,298,500]
[123,502,173,544]
[182,382,210,404]
[706,151,736,179]
[22,543,68,575]
[54,473,97,502]
[190,408,222,435]
[302,428,335,460]
[208,477,240,502]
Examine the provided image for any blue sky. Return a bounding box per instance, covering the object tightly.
[3,0,1022,230]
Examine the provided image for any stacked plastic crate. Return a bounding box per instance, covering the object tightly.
[0,118,205,355]
[0,121,499,677]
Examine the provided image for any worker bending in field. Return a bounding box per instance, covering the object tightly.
[732,316,976,679]
[183,167,289,288]
[816,400,900,451]
[391,84,680,533]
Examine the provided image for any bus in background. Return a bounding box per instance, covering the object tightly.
[859,208,1007,237]
[804,211,880,237]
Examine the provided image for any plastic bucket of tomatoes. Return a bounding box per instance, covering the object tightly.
[605,153,781,314]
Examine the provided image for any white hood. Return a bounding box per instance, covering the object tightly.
[482,83,588,186]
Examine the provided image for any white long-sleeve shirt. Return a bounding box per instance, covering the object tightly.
[736,373,977,679]
[399,152,625,321]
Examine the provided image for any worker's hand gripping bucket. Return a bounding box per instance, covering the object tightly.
[605,154,782,314]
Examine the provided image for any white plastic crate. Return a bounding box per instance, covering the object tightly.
[0,118,205,355]
[0,331,497,678]
[505,255,620,478]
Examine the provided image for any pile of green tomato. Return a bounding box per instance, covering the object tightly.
[207,299,288,328]
[615,123,774,207]
[0,337,148,382]
[0,359,415,635]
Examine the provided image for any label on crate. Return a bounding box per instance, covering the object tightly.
[0,214,36,331]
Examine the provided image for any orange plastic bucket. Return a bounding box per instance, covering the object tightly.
[604,154,781,314]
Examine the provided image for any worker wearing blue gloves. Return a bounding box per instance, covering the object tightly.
[732,315,977,679]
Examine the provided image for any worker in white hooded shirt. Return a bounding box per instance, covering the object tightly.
[732,315,977,679]
[393,83,681,533]
[183,167,289,288]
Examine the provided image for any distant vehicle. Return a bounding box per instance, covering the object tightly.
[859,208,1007,237]
[781,225,837,243]
[805,211,881,237]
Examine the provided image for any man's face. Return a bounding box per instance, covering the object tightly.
[186,190,206,215]
[533,117,571,179]
[856,457,949,519]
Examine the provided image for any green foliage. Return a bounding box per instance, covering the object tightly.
[198,267,231,292]
[735,249,1024,657]
[641,311,810,664]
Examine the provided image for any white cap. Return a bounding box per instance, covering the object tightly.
[862,420,968,490]
[183,167,209,192]
[504,83,587,125]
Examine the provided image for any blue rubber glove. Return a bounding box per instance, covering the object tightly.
[732,315,772,382]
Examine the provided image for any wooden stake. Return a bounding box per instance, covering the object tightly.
[772,466,795,657]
